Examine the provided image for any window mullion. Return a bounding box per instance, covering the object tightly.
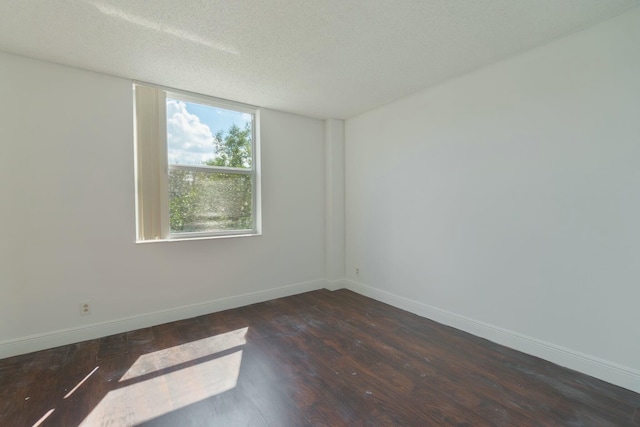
[168,164,253,175]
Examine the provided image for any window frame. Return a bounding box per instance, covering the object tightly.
[134,83,261,242]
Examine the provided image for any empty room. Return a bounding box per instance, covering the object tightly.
[1,0,639,425]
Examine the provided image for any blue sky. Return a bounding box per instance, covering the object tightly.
[166,98,252,165]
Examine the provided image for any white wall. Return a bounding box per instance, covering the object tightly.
[0,53,326,356]
[345,8,640,392]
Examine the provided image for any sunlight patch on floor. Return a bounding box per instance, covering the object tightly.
[78,328,248,425]
[64,366,99,399]
[120,327,247,382]
[80,350,243,426]
[31,408,54,427]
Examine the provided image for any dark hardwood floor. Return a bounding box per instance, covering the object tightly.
[1,289,638,426]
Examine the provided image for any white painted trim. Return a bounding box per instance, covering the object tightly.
[324,278,347,292]
[0,279,326,359]
[344,279,640,394]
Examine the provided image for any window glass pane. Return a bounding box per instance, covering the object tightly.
[166,97,253,169]
[169,170,253,233]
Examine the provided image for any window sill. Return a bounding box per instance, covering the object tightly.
[136,232,261,244]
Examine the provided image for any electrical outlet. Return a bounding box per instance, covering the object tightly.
[356,267,360,276]
[80,302,91,316]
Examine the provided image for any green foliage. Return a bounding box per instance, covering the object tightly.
[169,121,253,233]
[169,170,201,232]
[208,173,252,226]
[206,122,252,169]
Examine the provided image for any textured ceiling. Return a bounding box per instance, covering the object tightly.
[0,0,638,119]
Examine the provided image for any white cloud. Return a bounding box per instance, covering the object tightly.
[166,100,216,165]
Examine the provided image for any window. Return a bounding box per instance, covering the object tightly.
[134,83,260,241]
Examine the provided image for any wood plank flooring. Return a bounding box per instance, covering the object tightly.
[1,289,638,426]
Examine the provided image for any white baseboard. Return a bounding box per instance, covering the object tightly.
[325,278,347,291]
[0,279,326,359]
[344,279,640,394]
[4,278,638,394]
